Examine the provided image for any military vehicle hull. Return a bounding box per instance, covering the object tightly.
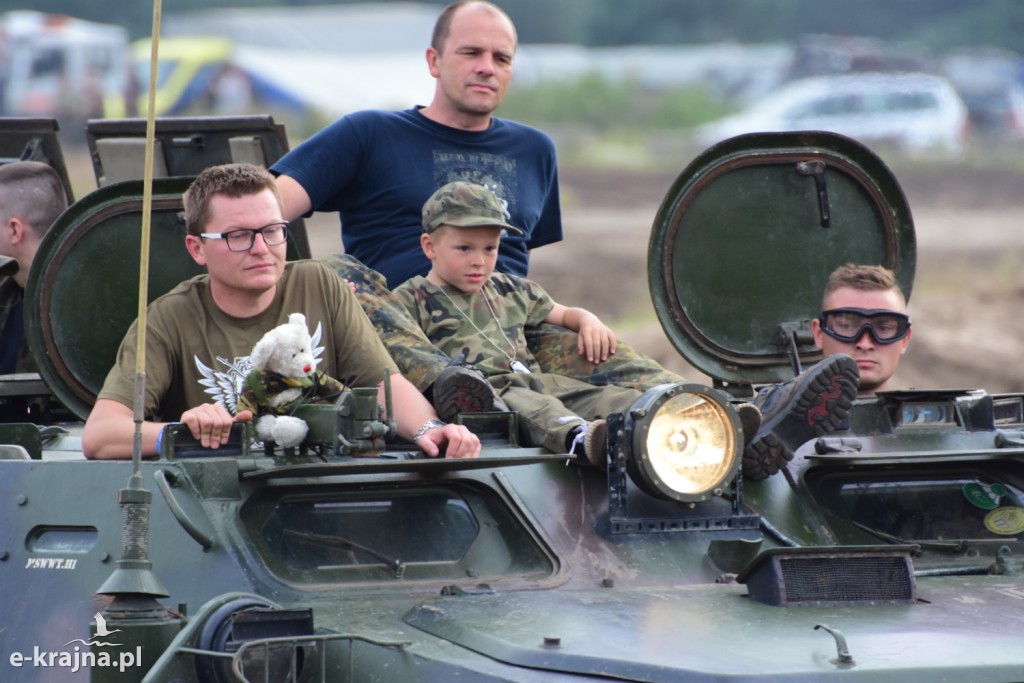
[5,433,1024,681]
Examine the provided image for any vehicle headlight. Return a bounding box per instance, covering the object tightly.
[625,383,742,502]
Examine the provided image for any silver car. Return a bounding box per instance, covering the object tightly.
[696,72,969,153]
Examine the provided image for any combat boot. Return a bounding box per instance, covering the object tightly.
[432,354,509,423]
[743,354,859,481]
[735,403,762,445]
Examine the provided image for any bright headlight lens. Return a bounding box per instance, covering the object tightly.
[646,394,736,494]
[628,384,741,502]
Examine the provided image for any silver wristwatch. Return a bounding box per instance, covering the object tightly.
[413,419,447,441]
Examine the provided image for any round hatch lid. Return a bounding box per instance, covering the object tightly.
[25,177,200,420]
[648,131,915,388]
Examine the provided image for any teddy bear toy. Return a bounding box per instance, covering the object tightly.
[237,312,345,449]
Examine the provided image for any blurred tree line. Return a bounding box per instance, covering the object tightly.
[12,0,1024,54]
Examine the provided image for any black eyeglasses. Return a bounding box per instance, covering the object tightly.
[819,307,912,345]
[200,222,289,252]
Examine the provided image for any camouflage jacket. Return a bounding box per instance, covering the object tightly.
[393,273,555,378]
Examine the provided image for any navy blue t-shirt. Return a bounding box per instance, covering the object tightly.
[271,107,563,287]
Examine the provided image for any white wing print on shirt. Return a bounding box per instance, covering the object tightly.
[195,355,249,414]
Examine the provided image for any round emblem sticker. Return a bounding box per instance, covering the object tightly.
[984,507,1024,536]
[963,482,1007,510]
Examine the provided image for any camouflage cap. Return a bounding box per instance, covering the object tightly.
[421,181,524,235]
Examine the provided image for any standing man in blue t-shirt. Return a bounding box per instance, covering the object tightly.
[273,0,560,286]
[271,1,682,415]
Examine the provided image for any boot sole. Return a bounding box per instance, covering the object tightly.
[743,356,859,479]
[434,371,500,423]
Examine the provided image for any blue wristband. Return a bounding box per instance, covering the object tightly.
[155,422,181,455]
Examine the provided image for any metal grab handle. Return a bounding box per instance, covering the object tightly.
[154,468,216,551]
[796,160,831,228]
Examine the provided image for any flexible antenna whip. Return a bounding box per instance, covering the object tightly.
[94,0,172,605]
[131,0,162,472]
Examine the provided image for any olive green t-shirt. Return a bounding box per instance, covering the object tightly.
[98,260,395,421]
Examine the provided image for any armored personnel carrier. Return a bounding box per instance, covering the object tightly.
[1,118,1022,682]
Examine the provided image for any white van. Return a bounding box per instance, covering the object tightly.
[696,72,969,153]
[0,11,129,121]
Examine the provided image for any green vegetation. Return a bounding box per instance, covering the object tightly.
[500,74,731,168]
[501,74,732,133]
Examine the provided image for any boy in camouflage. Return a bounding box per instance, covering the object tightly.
[317,253,685,394]
[393,181,648,464]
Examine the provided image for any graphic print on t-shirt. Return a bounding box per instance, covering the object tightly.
[433,150,517,218]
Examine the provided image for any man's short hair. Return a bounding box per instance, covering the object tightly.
[0,161,67,237]
[823,263,905,304]
[182,163,281,236]
[431,1,516,53]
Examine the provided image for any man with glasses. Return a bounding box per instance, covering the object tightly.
[82,163,479,461]
[743,263,912,480]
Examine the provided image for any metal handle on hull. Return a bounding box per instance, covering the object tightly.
[154,468,216,551]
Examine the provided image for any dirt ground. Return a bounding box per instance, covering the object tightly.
[301,152,1024,396]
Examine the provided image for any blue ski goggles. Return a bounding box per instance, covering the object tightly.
[819,308,912,345]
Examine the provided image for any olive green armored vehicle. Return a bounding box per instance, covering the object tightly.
[2,118,1023,682]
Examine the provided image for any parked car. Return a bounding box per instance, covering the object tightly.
[960,82,1024,139]
[696,72,969,153]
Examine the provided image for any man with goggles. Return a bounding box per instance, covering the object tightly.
[743,264,911,481]
[811,264,912,395]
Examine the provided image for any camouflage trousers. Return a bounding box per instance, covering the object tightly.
[489,372,642,454]
[321,253,685,395]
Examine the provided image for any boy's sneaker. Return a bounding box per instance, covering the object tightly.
[584,419,608,468]
[432,357,508,423]
[568,418,608,468]
[743,354,859,481]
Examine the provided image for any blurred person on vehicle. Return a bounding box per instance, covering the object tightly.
[0,161,67,374]
[82,163,479,461]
